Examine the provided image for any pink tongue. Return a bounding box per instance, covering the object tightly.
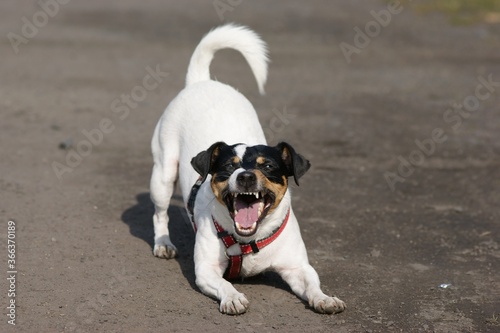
[234,199,260,228]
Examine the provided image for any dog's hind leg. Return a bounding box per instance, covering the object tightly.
[150,132,179,259]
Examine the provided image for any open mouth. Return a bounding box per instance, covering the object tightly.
[224,191,274,236]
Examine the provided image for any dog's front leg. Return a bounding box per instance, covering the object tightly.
[195,264,249,315]
[279,264,346,314]
[194,236,249,315]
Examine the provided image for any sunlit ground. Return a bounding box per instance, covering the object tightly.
[400,0,500,24]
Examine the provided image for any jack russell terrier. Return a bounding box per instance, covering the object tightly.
[150,24,346,315]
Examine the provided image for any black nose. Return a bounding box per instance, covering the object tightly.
[236,171,257,189]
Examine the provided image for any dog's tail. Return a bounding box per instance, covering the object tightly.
[185,24,269,95]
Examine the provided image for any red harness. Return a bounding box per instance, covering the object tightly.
[187,177,290,279]
[212,208,290,280]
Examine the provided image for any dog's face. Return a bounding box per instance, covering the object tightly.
[191,142,310,236]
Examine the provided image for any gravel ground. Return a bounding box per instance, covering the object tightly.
[1,1,499,332]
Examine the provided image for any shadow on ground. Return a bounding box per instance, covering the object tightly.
[121,192,197,288]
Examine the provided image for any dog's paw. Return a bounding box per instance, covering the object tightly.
[153,244,177,259]
[219,293,249,315]
[310,295,346,314]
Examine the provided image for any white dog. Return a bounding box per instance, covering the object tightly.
[150,24,346,315]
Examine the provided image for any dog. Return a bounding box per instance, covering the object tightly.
[150,24,346,315]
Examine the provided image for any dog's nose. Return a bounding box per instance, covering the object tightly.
[236,171,257,189]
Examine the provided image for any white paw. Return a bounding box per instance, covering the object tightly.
[153,234,177,259]
[311,295,346,314]
[219,293,249,315]
[153,243,177,259]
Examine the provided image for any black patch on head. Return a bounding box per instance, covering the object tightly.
[191,142,310,186]
[239,145,288,185]
[239,142,310,186]
[211,146,243,183]
[191,142,240,183]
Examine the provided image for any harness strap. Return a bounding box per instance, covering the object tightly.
[187,177,203,232]
[213,208,290,280]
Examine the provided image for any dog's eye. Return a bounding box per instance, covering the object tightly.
[225,161,239,172]
[263,163,275,171]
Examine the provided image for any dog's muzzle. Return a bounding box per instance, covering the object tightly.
[223,171,275,236]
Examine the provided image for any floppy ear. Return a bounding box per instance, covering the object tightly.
[275,142,311,186]
[191,142,227,183]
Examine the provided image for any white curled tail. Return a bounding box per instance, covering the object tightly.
[185,24,269,95]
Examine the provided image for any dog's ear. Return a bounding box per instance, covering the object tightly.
[275,142,311,186]
[191,142,227,183]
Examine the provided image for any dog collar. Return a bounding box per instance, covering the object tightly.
[212,208,290,280]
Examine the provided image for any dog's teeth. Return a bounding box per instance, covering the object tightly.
[234,192,262,199]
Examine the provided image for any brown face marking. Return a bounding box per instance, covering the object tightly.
[254,155,286,201]
[210,146,221,165]
[210,154,241,206]
[211,178,228,205]
[253,170,288,212]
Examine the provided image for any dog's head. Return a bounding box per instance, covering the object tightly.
[191,142,310,236]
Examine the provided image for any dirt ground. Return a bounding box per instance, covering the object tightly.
[1,1,499,332]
